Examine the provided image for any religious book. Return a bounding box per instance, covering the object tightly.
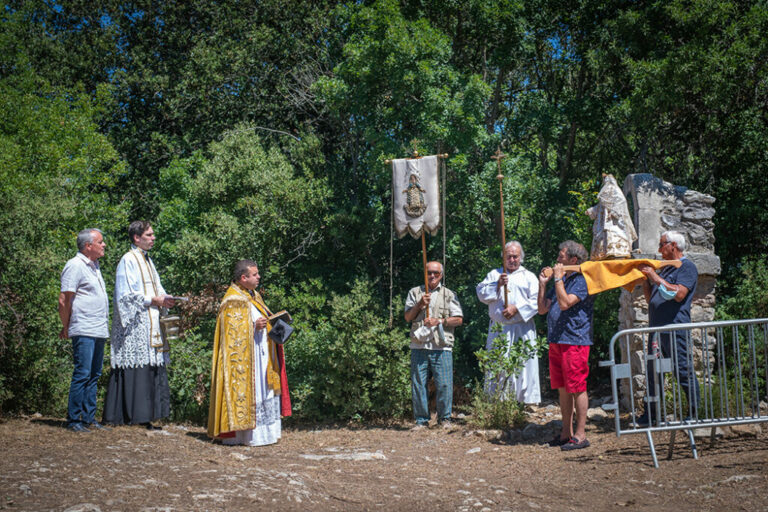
[267,310,294,344]
[268,310,292,325]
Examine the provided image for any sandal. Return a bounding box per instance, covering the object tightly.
[560,437,590,451]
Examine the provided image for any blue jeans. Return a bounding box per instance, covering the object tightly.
[67,336,106,426]
[410,349,453,424]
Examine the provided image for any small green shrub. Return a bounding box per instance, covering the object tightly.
[167,328,212,424]
[286,279,411,421]
[469,324,547,429]
[467,380,526,430]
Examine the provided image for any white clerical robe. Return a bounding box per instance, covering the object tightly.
[476,266,540,404]
[111,245,168,368]
[223,302,282,446]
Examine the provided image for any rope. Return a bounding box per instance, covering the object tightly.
[441,153,447,288]
[389,162,394,329]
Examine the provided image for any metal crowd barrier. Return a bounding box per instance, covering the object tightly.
[599,318,768,467]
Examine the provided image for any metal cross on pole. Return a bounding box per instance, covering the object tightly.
[491,147,508,307]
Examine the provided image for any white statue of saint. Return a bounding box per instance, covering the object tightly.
[586,174,637,260]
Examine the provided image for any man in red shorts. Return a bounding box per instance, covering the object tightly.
[537,241,595,451]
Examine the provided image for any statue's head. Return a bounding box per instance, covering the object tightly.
[602,173,618,187]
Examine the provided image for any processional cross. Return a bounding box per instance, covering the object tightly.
[491,147,509,307]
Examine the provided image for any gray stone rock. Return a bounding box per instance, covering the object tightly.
[682,206,716,221]
[470,430,503,441]
[521,423,543,440]
[686,253,721,276]
[661,213,682,229]
[692,427,723,439]
[300,451,386,461]
[505,429,523,443]
[682,223,712,249]
[63,505,102,512]
[683,190,716,205]
[587,407,609,421]
[728,424,763,437]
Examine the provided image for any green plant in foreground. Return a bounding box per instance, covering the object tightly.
[470,323,548,429]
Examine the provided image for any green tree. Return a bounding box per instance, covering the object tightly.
[154,124,330,294]
[608,0,768,287]
[0,63,128,414]
[4,0,768,421]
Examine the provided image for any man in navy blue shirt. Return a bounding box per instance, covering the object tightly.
[538,241,595,450]
[635,230,700,426]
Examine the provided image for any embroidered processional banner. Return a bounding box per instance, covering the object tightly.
[392,155,440,238]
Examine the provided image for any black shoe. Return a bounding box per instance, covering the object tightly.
[67,423,91,433]
[634,413,653,428]
[143,422,162,430]
[90,421,112,431]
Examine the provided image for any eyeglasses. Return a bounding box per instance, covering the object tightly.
[427,271,442,276]
[659,240,672,248]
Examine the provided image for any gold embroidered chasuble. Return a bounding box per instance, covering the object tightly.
[207,284,281,438]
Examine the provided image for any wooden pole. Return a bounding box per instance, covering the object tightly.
[491,147,508,307]
[541,259,683,278]
[421,230,430,319]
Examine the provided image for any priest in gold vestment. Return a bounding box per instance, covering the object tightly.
[208,260,291,445]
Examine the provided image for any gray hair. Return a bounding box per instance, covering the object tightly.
[662,231,686,251]
[558,240,588,265]
[505,240,525,263]
[76,228,102,252]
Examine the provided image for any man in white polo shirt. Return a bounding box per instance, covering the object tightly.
[59,228,110,433]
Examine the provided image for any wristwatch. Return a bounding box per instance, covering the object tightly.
[554,277,562,283]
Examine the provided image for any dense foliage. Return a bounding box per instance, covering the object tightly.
[1,0,766,421]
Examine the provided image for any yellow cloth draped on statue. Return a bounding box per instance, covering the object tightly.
[207,284,281,439]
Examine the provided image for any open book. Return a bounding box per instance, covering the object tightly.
[268,310,293,324]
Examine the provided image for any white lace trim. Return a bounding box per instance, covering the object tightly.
[255,395,282,426]
[110,293,167,368]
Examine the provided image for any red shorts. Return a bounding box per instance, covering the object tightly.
[549,343,590,393]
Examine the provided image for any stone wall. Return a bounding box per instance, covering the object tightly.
[617,174,720,408]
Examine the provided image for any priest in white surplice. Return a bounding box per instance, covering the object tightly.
[476,241,541,404]
[103,221,176,428]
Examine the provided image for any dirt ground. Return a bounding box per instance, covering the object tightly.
[2,405,767,512]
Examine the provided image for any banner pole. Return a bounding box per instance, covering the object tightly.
[421,230,430,319]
